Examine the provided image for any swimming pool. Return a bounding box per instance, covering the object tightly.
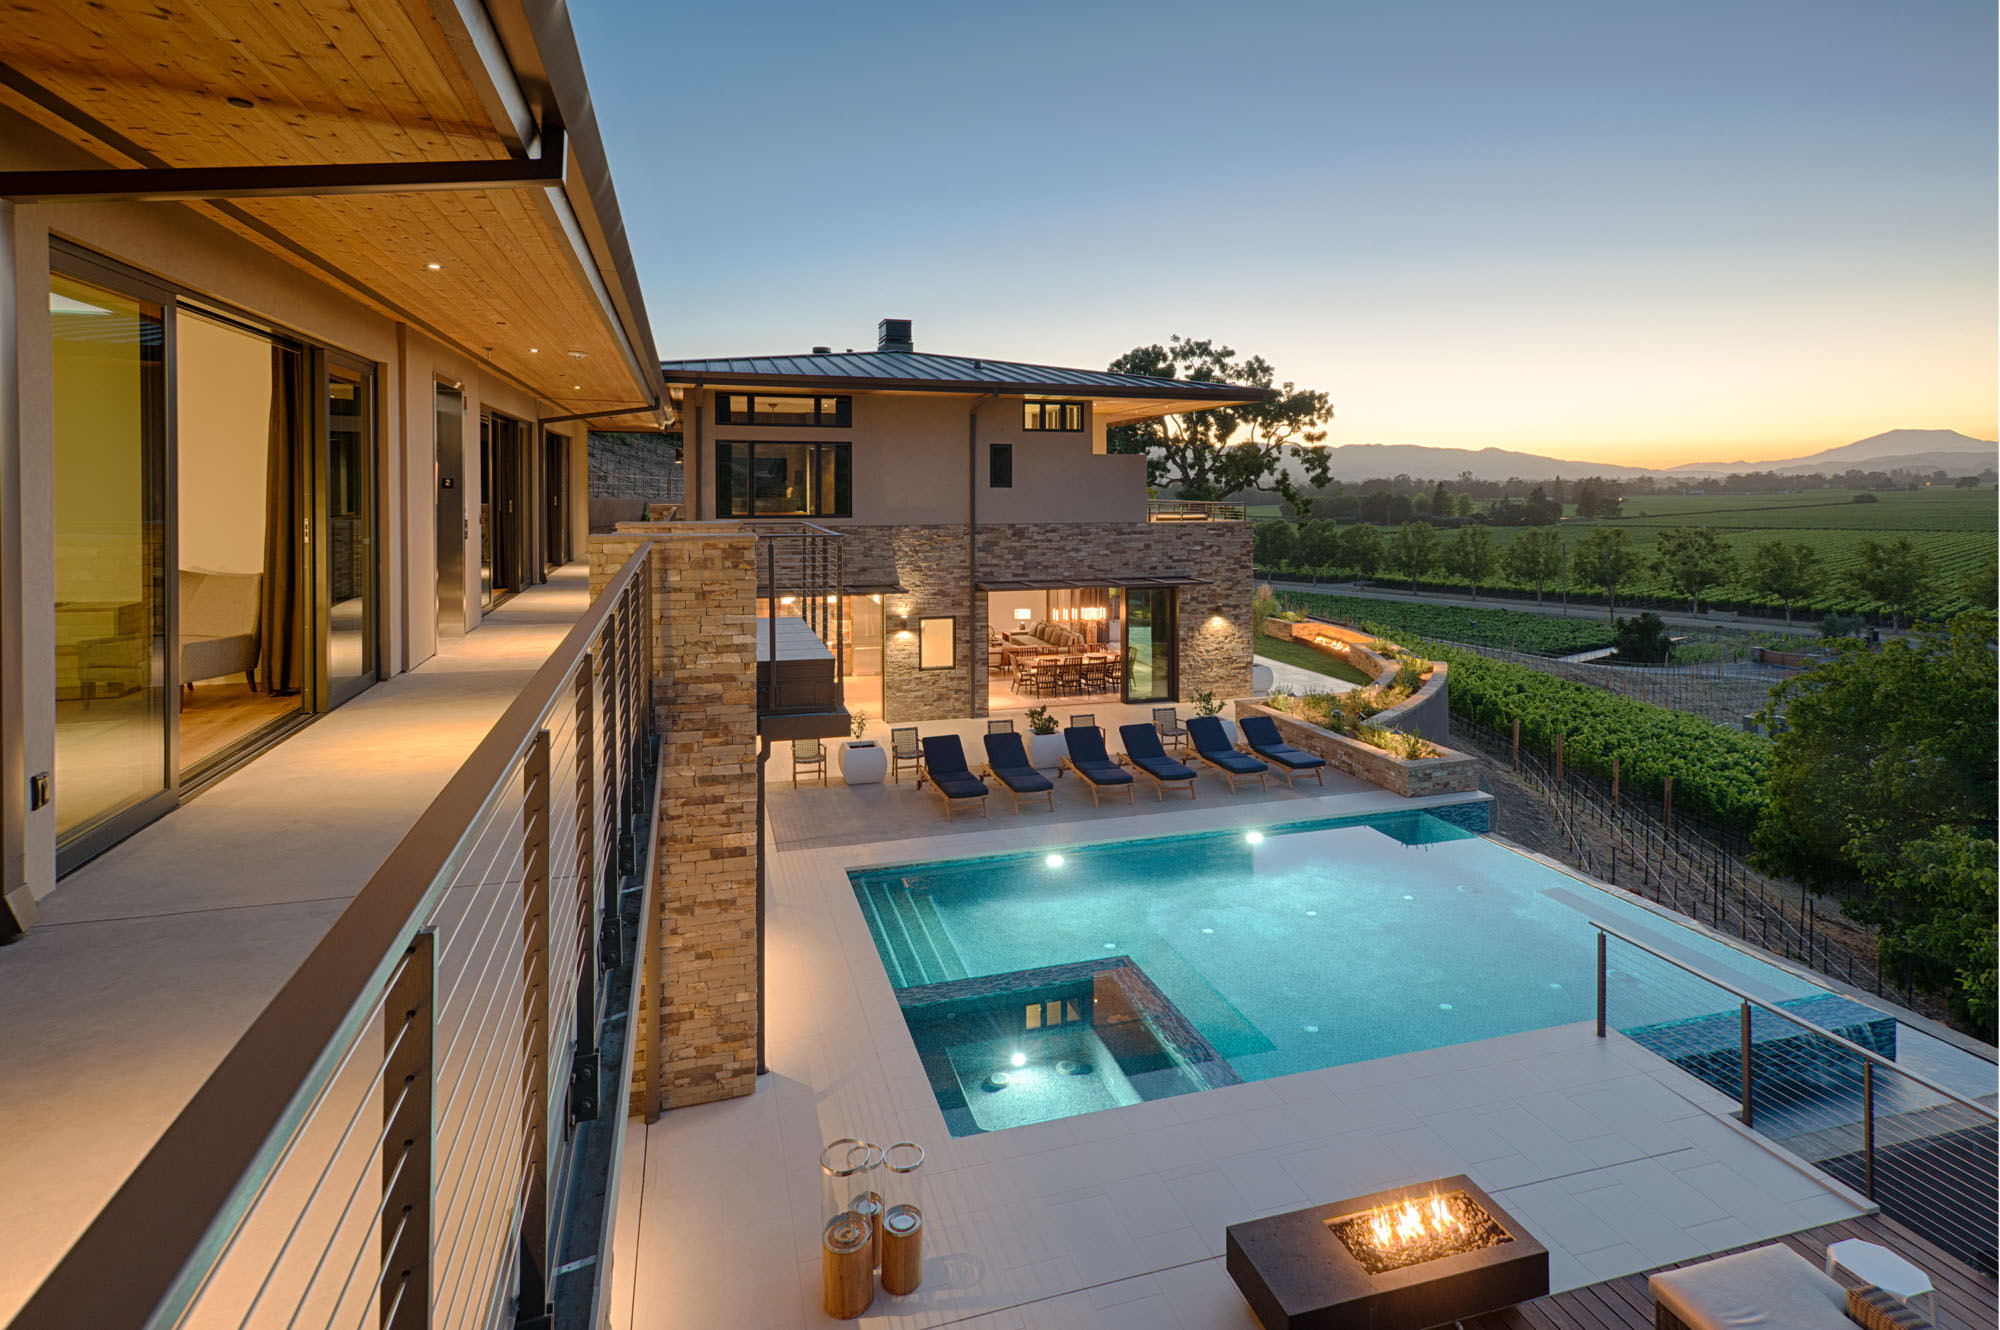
[849,809,1856,1135]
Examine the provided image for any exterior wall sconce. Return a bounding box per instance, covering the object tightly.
[886,613,909,633]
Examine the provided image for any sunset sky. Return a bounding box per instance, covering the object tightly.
[573,0,1997,468]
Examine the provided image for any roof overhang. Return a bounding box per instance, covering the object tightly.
[0,0,664,426]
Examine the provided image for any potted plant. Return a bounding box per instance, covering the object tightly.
[1190,689,1236,744]
[838,710,887,785]
[1024,704,1066,772]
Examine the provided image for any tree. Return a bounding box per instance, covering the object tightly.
[1340,523,1386,580]
[1653,526,1737,615]
[1297,519,1342,584]
[1431,480,1450,517]
[1451,492,1476,519]
[1612,612,1673,663]
[1847,536,1934,630]
[1744,540,1824,626]
[1442,525,1497,598]
[1572,477,1624,519]
[1504,528,1565,605]
[1575,526,1641,622]
[1252,519,1298,570]
[1105,336,1333,504]
[1389,521,1440,592]
[1755,615,1998,1033]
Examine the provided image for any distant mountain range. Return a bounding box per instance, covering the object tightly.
[1287,430,1996,485]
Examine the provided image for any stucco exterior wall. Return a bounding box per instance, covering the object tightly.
[689,387,1149,525]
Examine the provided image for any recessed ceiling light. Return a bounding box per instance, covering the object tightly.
[567,350,587,360]
[528,347,539,354]
[425,262,442,270]
[226,96,254,109]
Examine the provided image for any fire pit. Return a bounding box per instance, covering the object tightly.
[1225,1175,1547,1330]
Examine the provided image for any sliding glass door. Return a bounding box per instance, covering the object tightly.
[51,244,384,873]
[323,360,376,705]
[51,271,172,867]
[1122,587,1178,703]
[175,309,306,781]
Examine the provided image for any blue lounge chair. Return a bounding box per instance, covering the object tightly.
[1061,725,1134,806]
[981,731,1055,813]
[1187,716,1268,794]
[1119,723,1197,801]
[917,734,989,819]
[1239,714,1327,788]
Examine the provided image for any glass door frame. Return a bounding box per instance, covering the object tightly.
[1119,585,1179,704]
[315,350,379,709]
[50,245,180,876]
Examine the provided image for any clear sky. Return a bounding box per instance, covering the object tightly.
[571,0,1997,468]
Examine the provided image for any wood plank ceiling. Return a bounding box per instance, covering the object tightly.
[0,0,651,414]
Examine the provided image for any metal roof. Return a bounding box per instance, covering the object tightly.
[658,349,1273,404]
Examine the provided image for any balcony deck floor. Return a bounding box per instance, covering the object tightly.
[0,567,592,1323]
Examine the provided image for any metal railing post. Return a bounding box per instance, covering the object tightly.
[1738,1001,1754,1128]
[1862,1062,1875,1200]
[1595,931,1606,1038]
[520,730,554,1314]
[381,929,435,1330]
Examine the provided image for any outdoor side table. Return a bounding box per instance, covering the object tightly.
[1826,1239,1936,1325]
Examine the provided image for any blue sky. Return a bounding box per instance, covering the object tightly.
[571,1,1997,465]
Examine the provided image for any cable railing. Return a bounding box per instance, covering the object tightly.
[10,545,660,1330]
[751,522,845,716]
[1594,922,1999,1276]
[1448,708,1912,1009]
[1148,498,1246,522]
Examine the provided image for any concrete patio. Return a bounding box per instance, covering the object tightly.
[608,787,1878,1330]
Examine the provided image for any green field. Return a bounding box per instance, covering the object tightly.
[1261,488,1996,618]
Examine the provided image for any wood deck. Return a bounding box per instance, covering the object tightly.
[1466,1212,1996,1330]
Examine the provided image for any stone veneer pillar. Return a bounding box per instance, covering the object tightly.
[592,525,762,1113]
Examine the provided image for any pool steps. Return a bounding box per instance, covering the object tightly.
[855,877,968,989]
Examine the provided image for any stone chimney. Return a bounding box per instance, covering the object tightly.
[876,318,913,353]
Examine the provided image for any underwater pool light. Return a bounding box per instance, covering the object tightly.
[1010,1050,1027,1068]
[1045,853,1064,868]
[1245,831,1264,845]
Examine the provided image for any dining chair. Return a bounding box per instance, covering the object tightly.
[889,726,922,784]
[1153,706,1188,753]
[791,738,826,788]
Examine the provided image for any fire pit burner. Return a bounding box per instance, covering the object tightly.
[1225,1175,1547,1330]
[1327,1188,1511,1275]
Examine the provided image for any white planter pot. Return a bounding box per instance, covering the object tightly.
[1028,731,1068,772]
[839,740,887,785]
[1213,717,1239,745]
[1251,663,1274,695]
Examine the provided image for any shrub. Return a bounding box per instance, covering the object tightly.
[1393,656,1429,691]
[1818,611,1866,639]
[1357,724,1437,760]
[1025,704,1057,735]
[1189,689,1223,717]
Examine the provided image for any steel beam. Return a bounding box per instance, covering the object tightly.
[0,126,564,204]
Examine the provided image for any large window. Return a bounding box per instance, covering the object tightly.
[716,441,851,517]
[1023,401,1083,432]
[918,617,956,670]
[716,393,850,427]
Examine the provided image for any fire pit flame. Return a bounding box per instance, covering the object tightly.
[1368,1192,1466,1252]
[1330,1188,1511,1276]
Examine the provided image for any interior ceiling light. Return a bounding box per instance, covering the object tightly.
[425,262,442,270]
[568,350,587,360]
[529,347,539,354]
[226,96,254,109]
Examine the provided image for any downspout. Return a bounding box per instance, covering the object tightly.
[967,392,998,715]
[755,735,769,1076]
